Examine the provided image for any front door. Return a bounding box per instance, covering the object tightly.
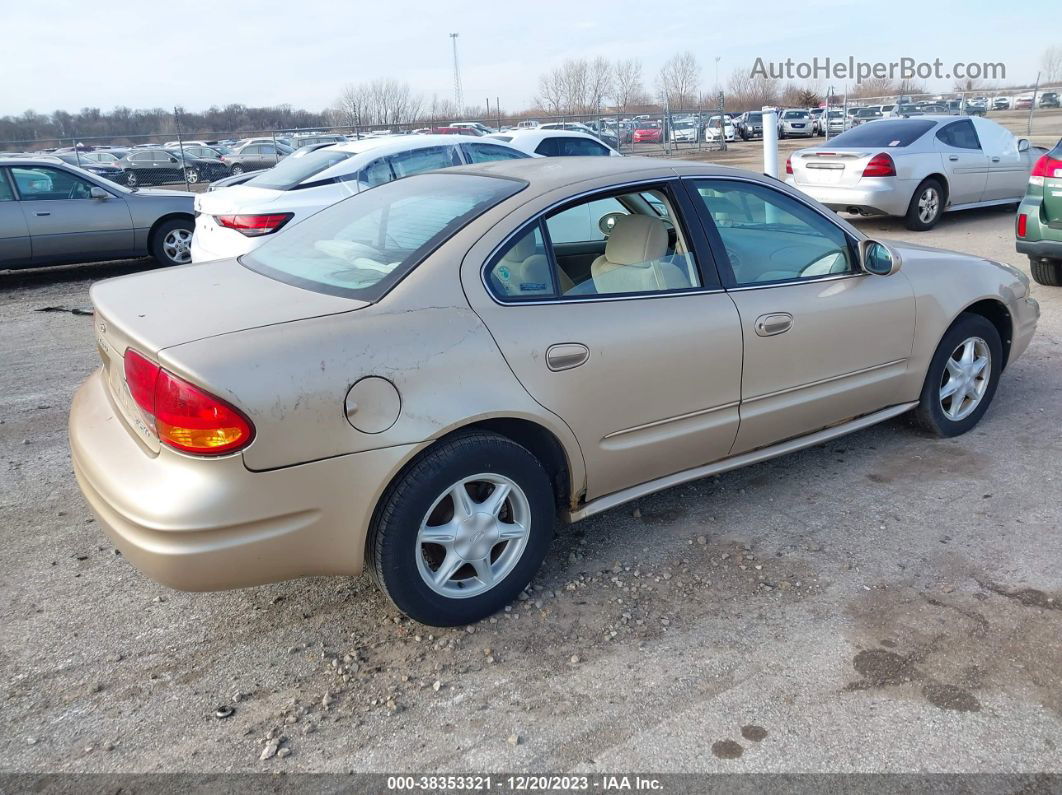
[972,117,1029,201]
[686,177,916,454]
[10,166,133,262]
[465,181,743,500]
[935,119,988,205]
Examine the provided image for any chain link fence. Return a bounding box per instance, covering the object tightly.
[1,88,1058,192]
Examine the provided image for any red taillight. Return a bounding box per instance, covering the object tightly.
[1030,154,1062,180]
[214,213,293,237]
[124,349,159,415]
[1017,213,1028,238]
[122,349,254,455]
[785,157,793,175]
[861,152,896,178]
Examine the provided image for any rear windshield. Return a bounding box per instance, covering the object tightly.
[826,119,936,147]
[242,173,526,300]
[244,148,356,189]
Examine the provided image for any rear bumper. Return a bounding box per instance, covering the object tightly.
[786,177,915,217]
[70,369,420,591]
[1016,239,1062,258]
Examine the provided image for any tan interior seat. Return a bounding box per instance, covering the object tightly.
[496,231,573,296]
[590,214,690,294]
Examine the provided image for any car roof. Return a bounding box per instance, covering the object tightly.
[439,154,756,191]
[325,133,484,156]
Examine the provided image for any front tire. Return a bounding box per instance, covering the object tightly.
[230,164,244,176]
[124,171,138,188]
[369,432,555,626]
[185,167,200,184]
[913,313,1002,437]
[904,178,945,230]
[1030,256,1062,286]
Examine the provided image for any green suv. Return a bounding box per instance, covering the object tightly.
[1016,139,1062,285]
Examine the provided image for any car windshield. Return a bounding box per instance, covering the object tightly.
[827,119,936,147]
[783,111,808,119]
[242,173,526,300]
[746,113,762,122]
[244,148,357,190]
[855,109,879,117]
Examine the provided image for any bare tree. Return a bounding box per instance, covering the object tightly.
[656,51,700,109]
[614,58,643,112]
[1042,46,1062,83]
[853,77,896,100]
[535,58,613,115]
[726,67,778,111]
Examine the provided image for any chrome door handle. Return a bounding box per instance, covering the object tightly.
[991,156,1000,162]
[35,211,50,216]
[948,155,959,161]
[546,343,590,371]
[755,313,793,337]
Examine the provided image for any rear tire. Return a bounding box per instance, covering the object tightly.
[904,178,945,231]
[150,218,194,266]
[230,164,244,175]
[125,171,138,188]
[913,313,1002,437]
[369,432,555,626]
[1030,256,1062,286]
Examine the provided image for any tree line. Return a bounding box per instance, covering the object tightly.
[4,46,1060,148]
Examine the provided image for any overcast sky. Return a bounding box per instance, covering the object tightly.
[3,0,1053,116]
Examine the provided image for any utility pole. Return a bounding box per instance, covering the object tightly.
[450,33,463,115]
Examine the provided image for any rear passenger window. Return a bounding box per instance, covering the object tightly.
[937,121,981,150]
[386,146,461,178]
[463,143,528,163]
[535,137,609,157]
[485,186,701,301]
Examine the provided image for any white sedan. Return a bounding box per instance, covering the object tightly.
[489,129,621,157]
[190,135,528,263]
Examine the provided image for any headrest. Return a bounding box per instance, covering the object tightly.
[605,214,669,265]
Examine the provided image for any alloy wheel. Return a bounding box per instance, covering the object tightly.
[415,474,531,599]
[918,187,940,224]
[185,168,199,184]
[939,336,991,421]
[162,228,193,265]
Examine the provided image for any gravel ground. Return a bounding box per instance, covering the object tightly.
[0,205,1060,775]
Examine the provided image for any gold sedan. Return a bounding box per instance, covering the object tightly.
[70,157,1038,626]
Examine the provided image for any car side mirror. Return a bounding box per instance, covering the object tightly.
[169,157,179,163]
[859,239,901,276]
[89,187,110,200]
[1017,138,1030,152]
[598,211,628,237]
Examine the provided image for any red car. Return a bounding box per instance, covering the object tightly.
[1014,96,1034,110]
[632,123,663,143]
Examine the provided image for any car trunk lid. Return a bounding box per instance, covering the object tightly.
[194,185,288,215]
[91,259,367,451]
[790,149,875,187]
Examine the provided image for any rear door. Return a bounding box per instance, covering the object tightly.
[11,166,133,262]
[0,168,32,265]
[686,177,915,454]
[972,117,1029,201]
[935,120,988,204]
[466,180,743,500]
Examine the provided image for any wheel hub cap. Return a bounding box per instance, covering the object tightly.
[939,336,990,421]
[415,474,530,599]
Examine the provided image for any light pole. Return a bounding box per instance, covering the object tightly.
[714,56,721,96]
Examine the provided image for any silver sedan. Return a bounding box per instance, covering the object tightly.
[786,116,1044,230]
[0,159,195,268]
